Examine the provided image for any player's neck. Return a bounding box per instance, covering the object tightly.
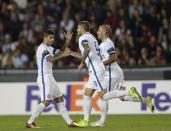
[82,31,89,35]
[43,40,50,46]
[102,37,109,42]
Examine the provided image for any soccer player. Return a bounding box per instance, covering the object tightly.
[90,25,155,127]
[65,21,143,127]
[26,29,81,128]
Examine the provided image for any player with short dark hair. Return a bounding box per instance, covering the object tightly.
[26,29,82,128]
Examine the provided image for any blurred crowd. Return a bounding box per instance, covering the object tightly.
[0,0,171,69]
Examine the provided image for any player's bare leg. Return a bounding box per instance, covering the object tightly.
[26,100,51,128]
[74,88,95,127]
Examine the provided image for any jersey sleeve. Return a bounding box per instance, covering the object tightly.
[53,48,60,55]
[81,39,89,45]
[42,50,51,59]
[79,35,89,45]
[107,42,116,55]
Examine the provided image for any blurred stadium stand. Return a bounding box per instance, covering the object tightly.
[0,0,171,81]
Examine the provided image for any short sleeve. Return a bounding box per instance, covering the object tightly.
[81,39,89,45]
[107,41,116,54]
[42,50,51,58]
[53,48,60,54]
[107,47,115,54]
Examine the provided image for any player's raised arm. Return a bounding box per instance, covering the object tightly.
[61,31,73,51]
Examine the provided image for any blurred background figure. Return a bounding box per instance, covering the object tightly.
[0,0,171,69]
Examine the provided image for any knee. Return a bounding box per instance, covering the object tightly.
[119,96,125,101]
[42,100,51,107]
[54,96,64,103]
[120,86,126,90]
[98,90,107,99]
[84,88,95,97]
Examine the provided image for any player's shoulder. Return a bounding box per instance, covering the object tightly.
[106,38,115,46]
[38,43,46,49]
[79,34,89,44]
[101,38,112,45]
[106,38,114,44]
[80,33,89,41]
[49,46,54,51]
[99,41,104,48]
[37,43,48,53]
[37,44,42,51]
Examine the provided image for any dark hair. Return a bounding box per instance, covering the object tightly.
[79,21,90,31]
[44,29,55,37]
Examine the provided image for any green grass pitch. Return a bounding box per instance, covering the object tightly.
[0,115,170,131]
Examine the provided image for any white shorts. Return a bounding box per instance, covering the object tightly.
[86,70,106,92]
[37,74,62,101]
[104,77,125,92]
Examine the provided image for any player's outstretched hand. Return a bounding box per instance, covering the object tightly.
[64,31,73,41]
[65,48,71,55]
[61,48,71,57]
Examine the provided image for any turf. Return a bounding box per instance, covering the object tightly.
[0,115,170,131]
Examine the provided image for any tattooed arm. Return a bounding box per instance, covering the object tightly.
[70,51,82,60]
[103,53,117,65]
